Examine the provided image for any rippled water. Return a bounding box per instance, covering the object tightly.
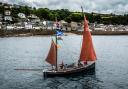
[0,35,128,89]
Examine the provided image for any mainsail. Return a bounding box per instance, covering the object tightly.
[80,17,96,61]
[46,39,57,65]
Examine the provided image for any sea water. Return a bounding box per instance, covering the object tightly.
[0,35,128,89]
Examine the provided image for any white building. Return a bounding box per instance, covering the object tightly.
[24,22,32,30]
[28,14,40,23]
[4,16,12,21]
[71,22,78,31]
[0,14,3,21]
[18,13,26,19]
[4,10,11,15]
[7,25,14,30]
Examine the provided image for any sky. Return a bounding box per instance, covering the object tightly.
[1,0,128,14]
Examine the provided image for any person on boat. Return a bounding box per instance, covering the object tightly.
[78,60,83,67]
[51,65,55,71]
[64,64,68,70]
[83,61,87,65]
[68,63,76,68]
[60,61,64,70]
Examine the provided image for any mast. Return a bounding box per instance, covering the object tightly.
[55,30,58,71]
[55,17,58,71]
[81,6,84,19]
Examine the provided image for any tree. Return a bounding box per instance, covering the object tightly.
[19,6,32,16]
[93,14,101,24]
[69,13,82,22]
[32,7,36,14]
[65,16,71,23]
[35,8,50,20]
[0,5,4,14]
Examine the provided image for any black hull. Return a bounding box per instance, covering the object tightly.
[43,62,95,77]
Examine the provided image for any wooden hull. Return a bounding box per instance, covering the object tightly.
[43,62,95,77]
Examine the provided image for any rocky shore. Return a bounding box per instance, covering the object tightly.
[0,30,128,37]
[72,30,128,35]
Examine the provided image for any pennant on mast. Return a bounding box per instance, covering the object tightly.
[45,39,57,65]
[79,17,96,61]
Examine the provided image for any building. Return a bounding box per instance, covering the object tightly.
[3,3,13,9]
[13,4,20,8]
[28,14,40,23]
[60,20,68,31]
[94,24,106,31]
[24,22,32,30]
[3,3,12,23]
[71,22,78,31]
[46,21,54,30]
[0,14,3,22]
[89,23,95,31]
[18,13,26,19]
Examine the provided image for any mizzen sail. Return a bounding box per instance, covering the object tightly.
[80,17,96,61]
[46,40,57,65]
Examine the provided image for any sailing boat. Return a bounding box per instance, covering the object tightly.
[43,17,97,77]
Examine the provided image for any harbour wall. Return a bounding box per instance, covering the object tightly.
[0,29,128,37]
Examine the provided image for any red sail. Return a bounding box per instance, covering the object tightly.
[46,40,57,65]
[80,17,96,61]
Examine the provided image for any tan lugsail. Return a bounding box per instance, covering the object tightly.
[46,40,57,65]
[80,16,96,61]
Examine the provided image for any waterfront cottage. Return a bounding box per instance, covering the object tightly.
[71,22,78,31]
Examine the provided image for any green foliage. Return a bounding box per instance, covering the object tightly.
[19,6,32,16]
[1,4,128,25]
[0,5,4,14]
[11,7,19,18]
[65,16,71,23]
[69,13,83,22]
[35,8,50,20]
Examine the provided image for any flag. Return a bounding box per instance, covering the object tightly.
[56,30,63,36]
[57,44,61,48]
[57,39,63,48]
[55,20,61,30]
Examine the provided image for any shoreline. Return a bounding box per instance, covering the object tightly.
[0,30,128,37]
